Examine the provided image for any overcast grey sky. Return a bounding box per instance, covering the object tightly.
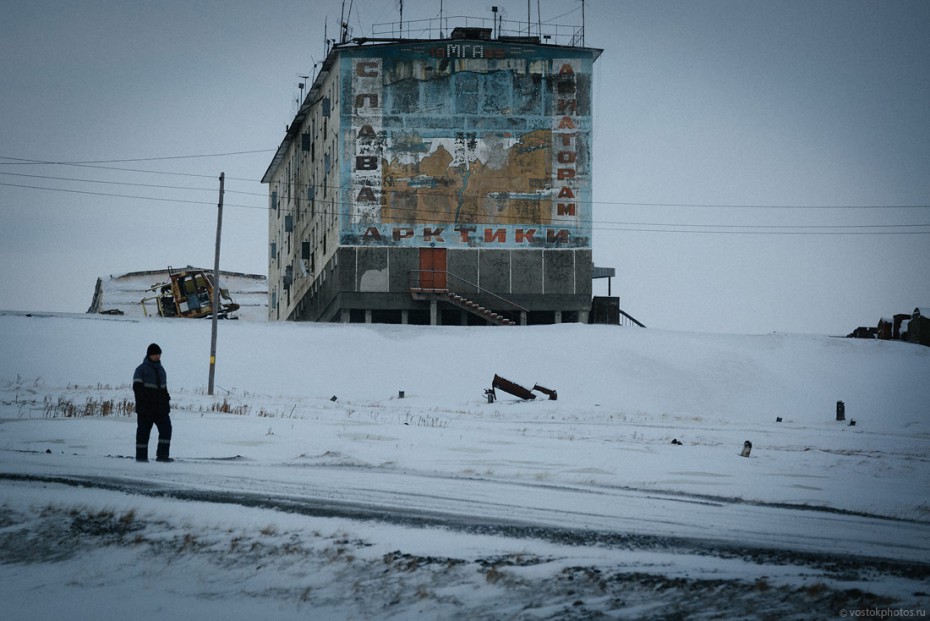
[1,0,928,334]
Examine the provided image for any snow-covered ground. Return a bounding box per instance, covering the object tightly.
[1,311,928,620]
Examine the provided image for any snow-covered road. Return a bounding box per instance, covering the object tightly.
[5,449,929,571]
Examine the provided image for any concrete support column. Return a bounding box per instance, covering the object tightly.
[340,309,350,323]
[579,310,589,324]
[554,311,562,324]
[430,300,438,325]
[520,311,527,326]
[401,309,409,325]
[365,309,372,324]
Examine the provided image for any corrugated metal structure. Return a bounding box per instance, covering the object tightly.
[263,20,601,325]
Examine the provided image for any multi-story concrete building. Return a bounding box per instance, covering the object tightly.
[262,21,601,324]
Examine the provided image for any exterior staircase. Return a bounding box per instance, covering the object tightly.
[409,270,522,326]
[445,291,516,326]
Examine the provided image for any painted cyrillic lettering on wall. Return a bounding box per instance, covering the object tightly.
[338,49,595,250]
[351,58,384,227]
[552,59,581,226]
[353,226,574,247]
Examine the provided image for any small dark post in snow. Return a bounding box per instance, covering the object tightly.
[836,400,845,421]
[398,390,405,399]
[330,395,337,402]
[740,440,752,457]
[776,417,783,422]
[849,419,856,426]
[484,388,496,404]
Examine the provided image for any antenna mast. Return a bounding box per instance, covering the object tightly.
[581,0,586,46]
[537,0,542,37]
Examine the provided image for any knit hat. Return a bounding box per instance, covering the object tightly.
[147,343,162,356]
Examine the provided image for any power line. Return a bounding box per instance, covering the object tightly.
[0,156,264,183]
[4,156,928,210]
[597,200,930,210]
[4,180,929,235]
[0,181,257,209]
[4,156,929,210]
[0,150,274,165]
[0,171,259,196]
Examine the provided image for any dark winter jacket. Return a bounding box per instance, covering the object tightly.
[133,356,170,416]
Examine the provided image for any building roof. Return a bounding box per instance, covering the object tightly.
[87,268,268,321]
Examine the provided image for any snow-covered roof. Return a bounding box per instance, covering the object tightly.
[87,267,267,321]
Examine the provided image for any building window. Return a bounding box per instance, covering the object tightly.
[284,265,293,290]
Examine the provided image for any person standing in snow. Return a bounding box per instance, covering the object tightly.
[132,343,172,462]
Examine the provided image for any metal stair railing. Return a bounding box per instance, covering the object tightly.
[618,309,646,328]
[409,270,526,325]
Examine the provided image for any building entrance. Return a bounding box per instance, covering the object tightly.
[418,248,447,289]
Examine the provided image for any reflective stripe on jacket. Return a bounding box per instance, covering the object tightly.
[133,357,170,416]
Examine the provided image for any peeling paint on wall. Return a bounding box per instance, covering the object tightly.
[340,43,598,249]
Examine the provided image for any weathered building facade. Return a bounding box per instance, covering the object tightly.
[263,26,601,324]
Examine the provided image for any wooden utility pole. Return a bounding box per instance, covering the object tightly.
[208,172,224,396]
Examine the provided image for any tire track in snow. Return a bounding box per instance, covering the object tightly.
[3,471,929,581]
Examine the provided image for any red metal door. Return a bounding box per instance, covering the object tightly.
[419,248,447,289]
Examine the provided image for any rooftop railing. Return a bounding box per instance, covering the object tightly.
[368,15,585,47]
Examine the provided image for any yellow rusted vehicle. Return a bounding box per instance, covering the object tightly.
[141,267,239,319]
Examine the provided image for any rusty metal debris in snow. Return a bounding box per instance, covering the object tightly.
[140,267,239,319]
[489,375,558,401]
[532,384,558,401]
[491,374,536,400]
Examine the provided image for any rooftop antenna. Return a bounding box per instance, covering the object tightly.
[581,0,586,46]
[537,0,542,38]
[399,0,404,38]
[298,75,309,106]
[439,0,444,38]
[339,0,354,43]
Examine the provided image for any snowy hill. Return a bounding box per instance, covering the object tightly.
[1,312,928,619]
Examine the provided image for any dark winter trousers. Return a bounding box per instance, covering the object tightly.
[136,411,172,461]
